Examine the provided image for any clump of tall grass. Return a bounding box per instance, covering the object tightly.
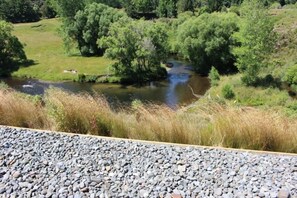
[0,88,49,129]
[120,104,208,144]
[45,88,115,136]
[204,105,297,153]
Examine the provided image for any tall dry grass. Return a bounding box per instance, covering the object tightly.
[197,104,297,153]
[0,88,49,129]
[0,87,296,153]
[45,89,115,136]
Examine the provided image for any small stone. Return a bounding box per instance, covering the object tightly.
[139,189,149,197]
[177,161,185,165]
[0,186,5,194]
[74,192,82,198]
[80,187,89,193]
[278,188,291,198]
[215,188,223,196]
[105,166,111,172]
[79,182,85,189]
[171,193,182,198]
[178,165,186,172]
[12,171,21,178]
[46,192,53,198]
[43,160,49,166]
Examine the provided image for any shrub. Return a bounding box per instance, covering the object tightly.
[209,67,220,86]
[222,84,235,99]
[284,64,297,85]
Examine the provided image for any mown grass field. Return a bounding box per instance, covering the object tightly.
[12,18,113,81]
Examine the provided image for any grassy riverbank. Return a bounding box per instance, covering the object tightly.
[0,85,296,153]
[204,8,297,117]
[12,18,113,81]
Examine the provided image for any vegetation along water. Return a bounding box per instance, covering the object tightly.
[0,0,297,152]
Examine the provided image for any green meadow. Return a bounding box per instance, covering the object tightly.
[12,18,113,81]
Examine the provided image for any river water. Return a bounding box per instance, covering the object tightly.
[1,60,210,108]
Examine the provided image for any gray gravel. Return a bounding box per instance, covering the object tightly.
[0,127,296,198]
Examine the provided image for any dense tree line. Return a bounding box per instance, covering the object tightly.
[0,0,295,23]
[1,0,295,83]
[0,0,56,23]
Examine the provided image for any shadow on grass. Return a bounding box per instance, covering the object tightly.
[0,59,37,77]
[254,74,282,89]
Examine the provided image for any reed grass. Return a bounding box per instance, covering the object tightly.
[1,87,296,153]
[0,88,49,129]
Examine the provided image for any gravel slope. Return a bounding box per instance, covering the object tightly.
[0,127,296,198]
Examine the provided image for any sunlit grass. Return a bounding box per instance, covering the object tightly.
[12,18,113,81]
[1,86,296,153]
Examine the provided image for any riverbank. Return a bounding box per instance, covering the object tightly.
[0,127,296,197]
[12,18,113,81]
[0,86,296,153]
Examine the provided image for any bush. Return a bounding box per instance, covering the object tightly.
[209,67,220,86]
[284,64,297,85]
[222,84,235,99]
[269,2,282,9]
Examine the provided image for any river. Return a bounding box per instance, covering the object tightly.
[1,60,210,108]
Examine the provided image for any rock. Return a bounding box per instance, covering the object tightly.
[80,187,89,193]
[171,193,182,198]
[278,188,291,198]
[105,166,111,172]
[12,171,21,178]
[139,189,149,197]
[215,188,223,196]
[178,165,186,173]
[0,186,5,194]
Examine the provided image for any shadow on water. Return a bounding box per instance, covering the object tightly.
[0,60,210,108]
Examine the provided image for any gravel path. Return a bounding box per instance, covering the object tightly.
[0,127,296,198]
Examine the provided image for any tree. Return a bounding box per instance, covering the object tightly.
[0,21,27,75]
[176,12,239,75]
[63,3,126,56]
[100,19,169,82]
[232,0,276,85]
[121,0,158,18]
[157,0,178,18]
[0,0,40,23]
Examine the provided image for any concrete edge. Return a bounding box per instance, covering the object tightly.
[1,125,297,157]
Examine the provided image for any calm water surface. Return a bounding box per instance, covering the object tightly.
[1,60,210,108]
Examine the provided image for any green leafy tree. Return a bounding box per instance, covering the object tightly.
[100,19,169,82]
[0,0,40,23]
[157,0,178,18]
[177,0,194,13]
[0,21,26,75]
[177,12,239,75]
[121,0,158,18]
[232,0,277,85]
[63,3,126,56]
